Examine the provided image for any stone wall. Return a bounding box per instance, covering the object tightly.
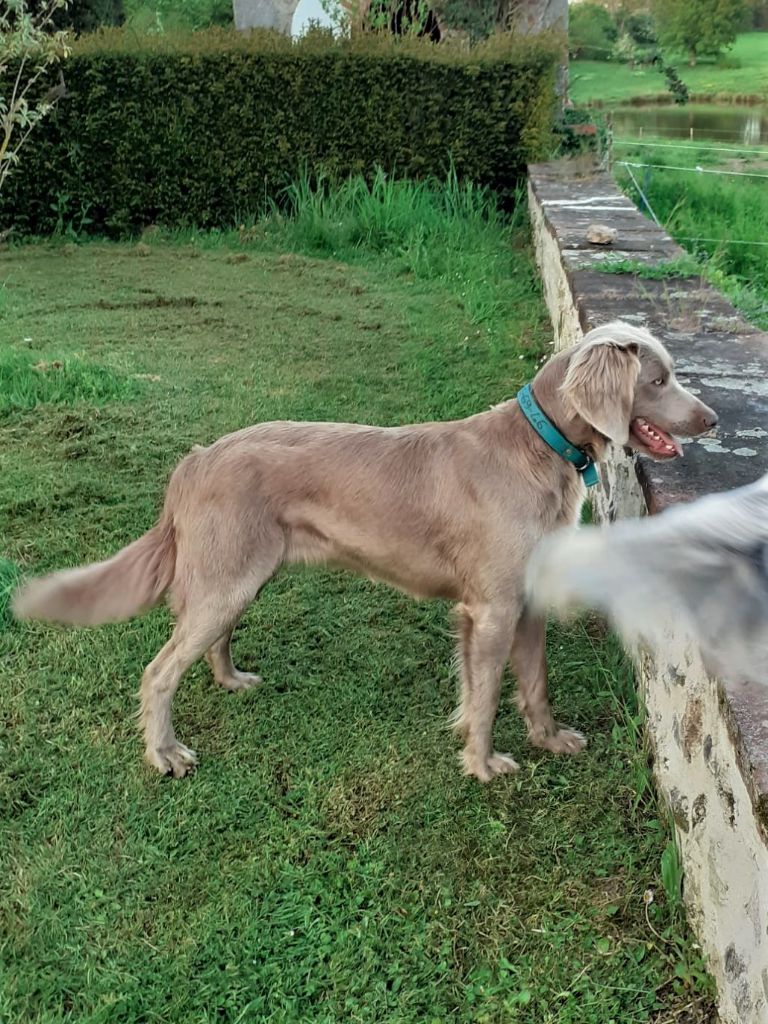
[528,160,768,1024]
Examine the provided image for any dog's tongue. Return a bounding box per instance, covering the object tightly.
[632,418,684,457]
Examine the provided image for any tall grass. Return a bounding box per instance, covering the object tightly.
[275,167,515,253]
[268,168,527,325]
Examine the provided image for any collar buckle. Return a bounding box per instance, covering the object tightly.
[517,384,599,489]
[579,461,600,487]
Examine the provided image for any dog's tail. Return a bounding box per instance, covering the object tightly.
[12,516,176,627]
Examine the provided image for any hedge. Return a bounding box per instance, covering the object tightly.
[3,29,559,235]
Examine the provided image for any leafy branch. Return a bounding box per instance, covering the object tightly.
[0,0,71,195]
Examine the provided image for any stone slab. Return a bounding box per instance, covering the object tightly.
[529,159,768,1024]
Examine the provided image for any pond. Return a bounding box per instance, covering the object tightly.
[608,103,768,144]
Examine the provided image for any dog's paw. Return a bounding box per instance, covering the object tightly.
[219,671,262,693]
[533,727,587,755]
[462,749,520,782]
[146,742,199,778]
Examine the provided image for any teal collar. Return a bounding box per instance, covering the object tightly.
[517,384,599,488]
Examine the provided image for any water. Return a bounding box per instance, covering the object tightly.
[608,104,768,145]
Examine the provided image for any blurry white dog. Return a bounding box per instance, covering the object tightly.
[526,473,768,683]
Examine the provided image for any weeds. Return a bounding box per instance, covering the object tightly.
[595,255,704,280]
[274,165,517,255]
[50,192,94,240]
[0,350,142,416]
[275,167,525,325]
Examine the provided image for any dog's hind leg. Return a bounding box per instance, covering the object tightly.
[511,606,586,756]
[205,627,262,692]
[140,529,283,776]
[140,616,225,777]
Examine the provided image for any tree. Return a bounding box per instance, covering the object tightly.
[568,2,617,60]
[652,0,748,66]
[508,0,568,105]
[62,1,124,32]
[435,0,568,95]
[435,0,501,40]
[323,0,568,41]
[29,0,123,32]
[134,1,230,30]
[367,0,442,39]
[507,0,567,35]
[0,1,71,198]
[68,0,122,30]
[739,0,768,28]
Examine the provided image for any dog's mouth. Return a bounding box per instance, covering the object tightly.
[629,417,683,460]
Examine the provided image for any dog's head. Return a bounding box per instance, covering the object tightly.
[551,321,717,461]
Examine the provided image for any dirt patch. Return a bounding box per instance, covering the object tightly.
[35,294,220,315]
[723,158,768,173]
[89,295,213,311]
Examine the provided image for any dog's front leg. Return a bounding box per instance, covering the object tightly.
[511,607,586,755]
[455,602,519,782]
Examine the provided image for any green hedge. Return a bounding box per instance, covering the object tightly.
[3,29,558,235]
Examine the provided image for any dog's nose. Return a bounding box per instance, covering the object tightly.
[701,408,718,430]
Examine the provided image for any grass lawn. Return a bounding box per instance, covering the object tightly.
[570,32,768,106]
[0,183,713,1022]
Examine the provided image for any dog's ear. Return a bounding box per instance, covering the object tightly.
[560,338,640,444]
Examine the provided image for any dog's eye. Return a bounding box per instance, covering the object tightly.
[653,377,665,386]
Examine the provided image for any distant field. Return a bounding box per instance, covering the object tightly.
[570,32,768,106]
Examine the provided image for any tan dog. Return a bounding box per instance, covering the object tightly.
[14,322,716,781]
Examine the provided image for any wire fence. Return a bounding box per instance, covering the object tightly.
[613,138,768,158]
[613,147,768,250]
[617,159,768,180]
[611,124,767,142]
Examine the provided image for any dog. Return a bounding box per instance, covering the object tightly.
[527,473,768,685]
[13,321,716,780]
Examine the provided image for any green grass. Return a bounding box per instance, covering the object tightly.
[570,32,768,105]
[0,557,21,628]
[595,256,703,281]
[613,137,768,328]
[0,350,143,416]
[0,178,713,1023]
